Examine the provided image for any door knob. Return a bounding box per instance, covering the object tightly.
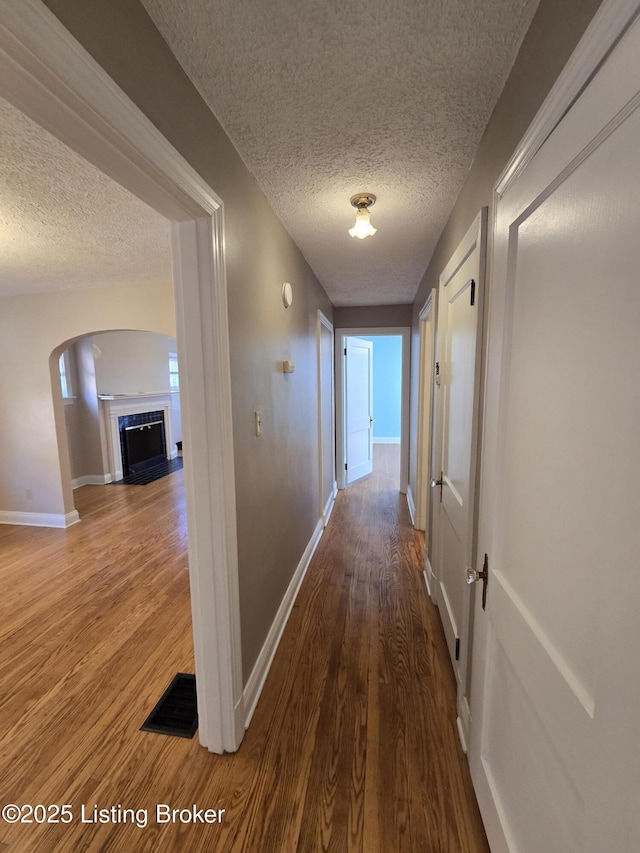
[431,477,443,487]
[466,554,489,610]
[466,567,484,584]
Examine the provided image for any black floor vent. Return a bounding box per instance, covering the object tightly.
[141,673,198,738]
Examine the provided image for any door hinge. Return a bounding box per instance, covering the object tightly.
[344,347,347,356]
[431,471,444,502]
[345,463,348,470]
[435,361,440,386]
[481,552,488,610]
[455,637,460,661]
[470,278,476,306]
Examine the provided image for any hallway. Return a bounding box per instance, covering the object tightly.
[0,447,487,851]
[258,443,488,851]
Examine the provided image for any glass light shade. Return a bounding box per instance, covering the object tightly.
[349,207,377,239]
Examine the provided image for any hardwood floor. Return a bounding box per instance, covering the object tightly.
[0,447,488,851]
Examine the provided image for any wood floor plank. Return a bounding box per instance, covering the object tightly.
[0,447,488,851]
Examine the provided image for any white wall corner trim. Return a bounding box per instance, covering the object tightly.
[243,518,324,728]
[406,485,416,527]
[0,509,80,528]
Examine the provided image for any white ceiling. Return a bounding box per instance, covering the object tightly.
[0,1,540,306]
[141,0,540,306]
[0,96,171,298]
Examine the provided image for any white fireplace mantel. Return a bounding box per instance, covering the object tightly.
[99,393,175,482]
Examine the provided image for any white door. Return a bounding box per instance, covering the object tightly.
[318,312,336,524]
[415,291,436,534]
[469,11,640,851]
[432,213,485,726]
[345,336,373,485]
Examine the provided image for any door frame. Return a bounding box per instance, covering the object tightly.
[335,327,410,492]
[430,210,487,752]
[468,1,640,846]
[344,336,374,486]
[414,288,437,537]
[0,0,244,754]
[317,311,337,526]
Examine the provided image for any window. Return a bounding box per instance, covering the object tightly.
[169,352,180,391]
[59,351,73,400]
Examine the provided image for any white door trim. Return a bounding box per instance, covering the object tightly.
[0,0,244,754]
[317,311,337,526]
[432,210,487,751]
[414,289,437,532]
[335,327,410,493]
[497,0,640,195]
[469,2,640,846]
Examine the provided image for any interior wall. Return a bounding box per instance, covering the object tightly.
[62,344,84,481]
[62,339,105,483]
[408,0,603,499]
[334,304,412,328]
[93,330,174,395]
[41,0,334,683]
[93,329,182,446]
[73,336,106,478]
[0,280,176,517]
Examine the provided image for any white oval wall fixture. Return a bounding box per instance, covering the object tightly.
[281,281,293,308]
[348,193,377,239]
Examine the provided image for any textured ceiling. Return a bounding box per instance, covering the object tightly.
[0,96,171,298]
[141,0,540,306]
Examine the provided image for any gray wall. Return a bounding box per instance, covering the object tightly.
[42,0,333,683]
[408,0,603,501]
[334,304,412,328]
[63,338,104,482]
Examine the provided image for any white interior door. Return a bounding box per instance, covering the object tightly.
[432,213,485,719]
[415,291,436,534]
[345,336,373,485]
[318,312,336,524]
[470,11,640,851]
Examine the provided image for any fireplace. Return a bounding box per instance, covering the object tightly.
[121,412,166,475]
[99,394,175,483]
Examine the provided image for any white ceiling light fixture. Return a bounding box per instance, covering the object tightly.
[348,193,377,239]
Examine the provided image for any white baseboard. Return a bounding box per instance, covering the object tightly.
[457,696,471,754]
[322,481,338,527]
[373,437,401,444]
[0,509,80,528]
[72,474,110,489]
[243,517,325,728]
[406,485,416,527]
[423,556,437,603]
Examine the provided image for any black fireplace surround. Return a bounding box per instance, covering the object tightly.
[118,410,166,475]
